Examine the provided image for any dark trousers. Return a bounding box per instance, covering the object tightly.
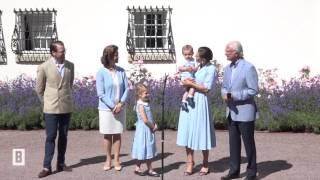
[228,115,257,177]
[43,113,71,170]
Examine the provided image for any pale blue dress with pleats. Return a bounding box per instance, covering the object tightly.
[132,100,157,160]
[176,63,217,150]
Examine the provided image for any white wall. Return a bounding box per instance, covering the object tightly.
[0,0,319,80]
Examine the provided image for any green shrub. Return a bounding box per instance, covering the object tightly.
[126,108,136,130]
[214,109,227,129]
[70,109,98,130]
[268,119,282,132]
[0,110,42,130]
[2,106,320,135]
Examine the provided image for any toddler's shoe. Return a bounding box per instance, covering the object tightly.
[187,97,195,108]
[180,102,188,112]
[147,170,160,177]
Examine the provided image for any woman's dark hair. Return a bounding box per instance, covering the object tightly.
[50,40,64,55]
[198,46,213,64]
[101,45,118,67]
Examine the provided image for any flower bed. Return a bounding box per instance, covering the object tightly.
[0,68,319,133]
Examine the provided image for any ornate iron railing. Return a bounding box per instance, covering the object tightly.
[0,10,7,64]
[11,8,58,64]
[126,6,176,63]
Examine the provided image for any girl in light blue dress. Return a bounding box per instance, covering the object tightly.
[131,83,160,177]
[176,47,217,176]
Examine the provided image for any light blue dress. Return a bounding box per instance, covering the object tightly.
[132,100,157,160]
[176,63,217,150]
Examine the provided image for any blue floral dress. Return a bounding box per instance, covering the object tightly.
[176,63,217,150]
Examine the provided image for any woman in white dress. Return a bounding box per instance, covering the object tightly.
[96,45,129,171]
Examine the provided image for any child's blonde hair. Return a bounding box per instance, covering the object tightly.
[135,83,148,99]
[182,44,193,54]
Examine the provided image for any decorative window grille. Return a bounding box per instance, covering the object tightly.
[0,10,7,64]
[11,8,58,64]
[126,6,176,63]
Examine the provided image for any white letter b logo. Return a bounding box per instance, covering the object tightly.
[13,149,25,166]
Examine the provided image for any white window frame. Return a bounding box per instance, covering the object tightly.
[133,12,167,49]
[126,6,176,62]
[11,9,58,63]
[18,13,55,51]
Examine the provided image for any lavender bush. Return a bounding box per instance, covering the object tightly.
[256,67,320,133]
[0,74,42,130]
[0,67,319,133]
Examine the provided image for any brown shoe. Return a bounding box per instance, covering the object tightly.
[38,169,52,178]
[56,163,72,172]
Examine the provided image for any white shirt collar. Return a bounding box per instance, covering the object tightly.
[137,100,148,106]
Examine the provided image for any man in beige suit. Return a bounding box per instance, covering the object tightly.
[36,41,74,178]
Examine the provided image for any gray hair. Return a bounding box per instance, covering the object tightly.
[229,41,244,58]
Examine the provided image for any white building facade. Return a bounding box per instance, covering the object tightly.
[0,0,319,80]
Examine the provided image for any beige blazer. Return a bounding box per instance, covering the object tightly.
[36,57,74,114]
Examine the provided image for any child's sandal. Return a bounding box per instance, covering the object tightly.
[147,170,160,177]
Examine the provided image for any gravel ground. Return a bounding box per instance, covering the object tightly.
[0,130,319,180]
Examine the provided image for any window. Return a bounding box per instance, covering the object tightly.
[11,8,58,64]
[0,10,7,64]
[126,6,176,63]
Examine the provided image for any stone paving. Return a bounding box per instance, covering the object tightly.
[1,130,319,180]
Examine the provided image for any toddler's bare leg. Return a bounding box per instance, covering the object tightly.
[182,91,188,102]
[188,87,195,97]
